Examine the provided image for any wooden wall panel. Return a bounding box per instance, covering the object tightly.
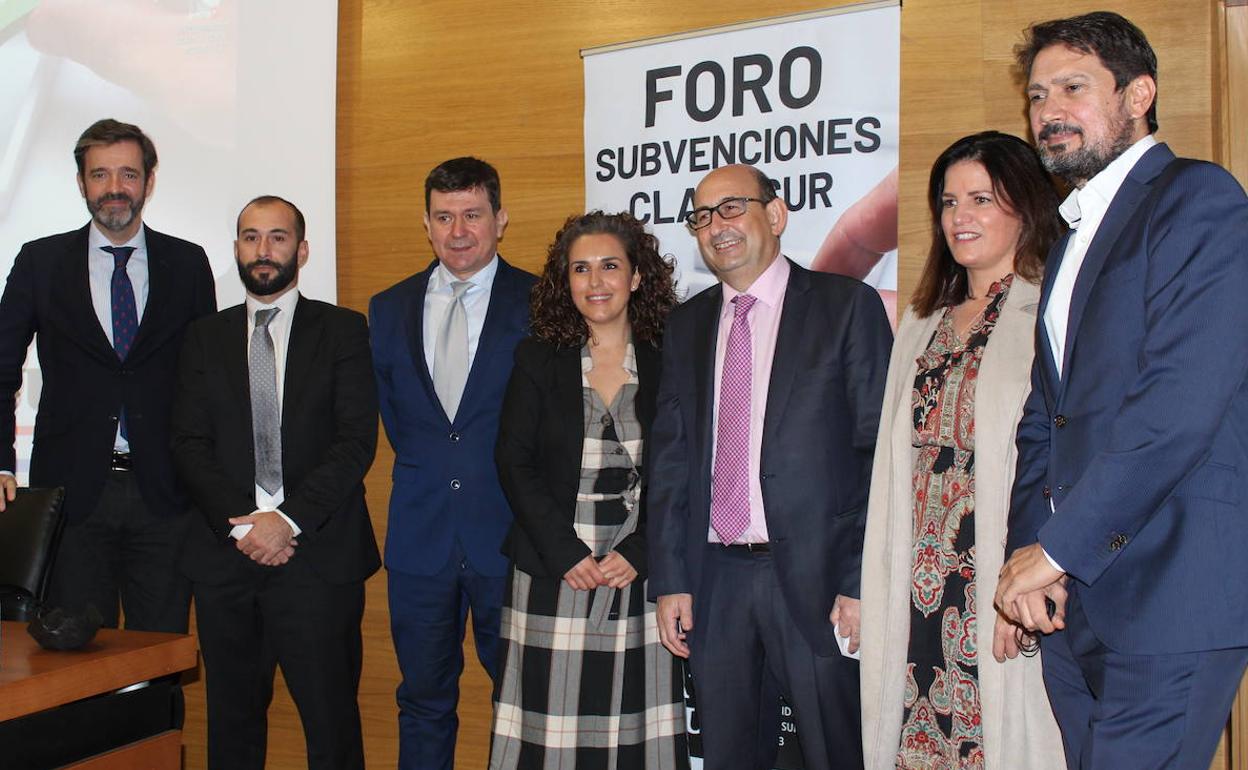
[1219,1,1248,186]
[174,1,1223,767]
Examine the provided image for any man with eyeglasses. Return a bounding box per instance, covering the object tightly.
[647,163,892,770]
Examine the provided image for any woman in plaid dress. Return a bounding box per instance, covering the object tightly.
[491,211,688,769]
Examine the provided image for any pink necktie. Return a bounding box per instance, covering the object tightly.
[711,293,756,544]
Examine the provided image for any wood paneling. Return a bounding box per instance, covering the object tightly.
[1219,1,1248,186]
[174,2,1227,767]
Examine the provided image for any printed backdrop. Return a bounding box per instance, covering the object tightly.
[584,2,899,301]
[584,3,900,767]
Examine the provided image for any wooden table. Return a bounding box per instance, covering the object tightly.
[0,621,198,768]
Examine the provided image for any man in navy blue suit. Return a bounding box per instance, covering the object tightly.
[369,157,534,770]
[647,164,891,770]
[995,12,1248,770]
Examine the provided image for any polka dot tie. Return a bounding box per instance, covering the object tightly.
[710,293,756,544]
[104,245,136,440]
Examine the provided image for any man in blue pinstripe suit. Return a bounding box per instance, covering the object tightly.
[997,12,1248,770]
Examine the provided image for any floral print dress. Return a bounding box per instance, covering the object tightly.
[895,274,1013,770]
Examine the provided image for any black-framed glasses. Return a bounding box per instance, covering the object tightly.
[685,197,768,230]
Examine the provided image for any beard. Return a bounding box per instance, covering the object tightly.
[86,191,144,234]
[1037,107,1137,185]
[237,257,298,297]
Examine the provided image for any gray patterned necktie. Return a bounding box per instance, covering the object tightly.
[250,308,282,495]
[434,281,471,420]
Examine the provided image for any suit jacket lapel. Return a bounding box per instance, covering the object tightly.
[402,262,440,410]
[128,225,168,360]
[634,340,659,444]
[554,345,585,469]
[1059,180,1150,387]
[283,296,322,425]
[54,225,115,361]
[461,258,518,410]
[1058,144,1174,394]
[692,289,722,499]
[1034,231,1071,412]
[221,304,252,425]
[762,260,808,442]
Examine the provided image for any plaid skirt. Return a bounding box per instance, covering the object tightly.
[488,560,689,769]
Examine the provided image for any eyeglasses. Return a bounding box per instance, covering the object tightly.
[685,197,768,230]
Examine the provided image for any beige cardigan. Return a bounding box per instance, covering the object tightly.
[858,278,1063,770]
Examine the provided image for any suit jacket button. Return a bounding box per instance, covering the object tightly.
[1054,414,1068,428]
[1042,485,1052,499]
[450,479,461,490]
[449,432,460,442]
[1109,533,1128,551]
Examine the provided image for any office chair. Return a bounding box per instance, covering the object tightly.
[0,486,66,622]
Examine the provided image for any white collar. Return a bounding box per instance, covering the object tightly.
[245,287,300,321]
[432,254,499,291]
[1059,134,1158,228]
[88,221,147,253]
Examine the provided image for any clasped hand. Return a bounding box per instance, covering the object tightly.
[994,543,1068,634]
[230,509,297,567]
[563,552,637,591]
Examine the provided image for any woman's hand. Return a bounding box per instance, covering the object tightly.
[598,551,638,589]
[992,611,1040,662]
[563,555,607,591]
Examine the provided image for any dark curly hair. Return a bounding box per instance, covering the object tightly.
[530,211,677,348]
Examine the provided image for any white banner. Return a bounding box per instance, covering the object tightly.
[583,5,899,767]
[584,2,899,308]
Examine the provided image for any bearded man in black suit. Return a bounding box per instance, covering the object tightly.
[0,118,215,631]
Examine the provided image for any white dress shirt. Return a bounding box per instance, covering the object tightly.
[422,256,498,377]
[88,223,150,453]
[230,288,303,541]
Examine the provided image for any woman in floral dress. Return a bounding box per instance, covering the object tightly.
[860,132,1066,770]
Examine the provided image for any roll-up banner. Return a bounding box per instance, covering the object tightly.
[584,1,899,317]
[583,3,900,767]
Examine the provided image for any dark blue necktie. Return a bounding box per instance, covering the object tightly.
[103,245,137,440]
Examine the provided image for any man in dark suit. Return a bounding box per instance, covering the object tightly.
[172,196,380,770]
[0,118,215,631]
[995,12,1248,770]
[369,157,535,769]
[647,163,892,770]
